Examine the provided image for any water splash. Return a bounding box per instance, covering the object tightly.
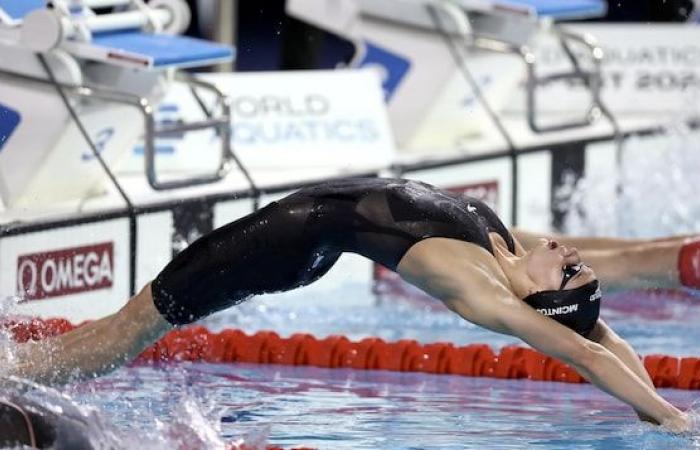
[65,363,277,450]
[0,376,124,449]
[629,403,700,450]
[0,296,26,377]
[0,374,270,450]
[561,122,700,238]
[0,304,258,450]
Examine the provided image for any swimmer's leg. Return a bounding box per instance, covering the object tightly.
[8,198,342,384]
[8,243,340,386]
[151,196,342,325]
[8,283,172,385]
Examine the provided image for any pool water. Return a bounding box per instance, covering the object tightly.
[69,362,698,450]
[51,279,700,450]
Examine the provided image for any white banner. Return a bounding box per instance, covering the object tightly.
[1,219,131,322]
[120,69,396,175]
[507,24,700,117]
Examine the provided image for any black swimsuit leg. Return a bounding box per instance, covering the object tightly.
[152,198,342,325]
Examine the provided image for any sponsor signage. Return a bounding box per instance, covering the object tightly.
[211,69,396,169]
[0,102,21,154]
[509,24,700,116]
[356,41,411,100]
[16,242,114,301]
[123,69,396,174]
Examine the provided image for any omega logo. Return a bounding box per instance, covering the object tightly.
[16,242,114,301]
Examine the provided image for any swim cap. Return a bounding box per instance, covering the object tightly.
[0,399,37,447]
[0,394,96,450]
[522,280,601,337]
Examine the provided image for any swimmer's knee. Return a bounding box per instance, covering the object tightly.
[150,267,238,326]
[569,340,607,369]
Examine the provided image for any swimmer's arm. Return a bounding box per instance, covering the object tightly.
[446,283,687,431]
[8,284,172,385]
[396,239,687,431]
[589,320,658,423]
[511,228,692,252]
[512,229,682,289]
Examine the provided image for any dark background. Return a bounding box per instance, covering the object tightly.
[179,0,696,71]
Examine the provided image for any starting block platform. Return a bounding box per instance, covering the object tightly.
[0,0,44,25]
[89,31,233,69]
[513,0,606,20]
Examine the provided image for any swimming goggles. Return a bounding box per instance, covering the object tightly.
[560,263,584,290]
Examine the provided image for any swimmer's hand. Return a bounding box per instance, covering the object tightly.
[660,411,692,434]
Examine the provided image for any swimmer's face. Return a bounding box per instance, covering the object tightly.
[525,239,597,291]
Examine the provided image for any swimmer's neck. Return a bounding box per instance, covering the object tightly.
[488,232,537,299]
[489,232,524,256]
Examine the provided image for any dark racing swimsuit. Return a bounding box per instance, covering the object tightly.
[152,178,601,337]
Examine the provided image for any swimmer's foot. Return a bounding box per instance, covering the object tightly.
[660,411,692,434]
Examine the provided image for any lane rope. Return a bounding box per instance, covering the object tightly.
[4,318,699,390]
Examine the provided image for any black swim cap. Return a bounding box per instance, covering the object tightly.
[0,399,37,448]
[0,394,96,450]
[523,280,602,337]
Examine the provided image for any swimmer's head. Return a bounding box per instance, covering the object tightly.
[493,237,598,297]
[522,239,602,335]
[524,239,597,292]
[492,237,601,335]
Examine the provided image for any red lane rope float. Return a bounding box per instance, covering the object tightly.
[4,318,700,390]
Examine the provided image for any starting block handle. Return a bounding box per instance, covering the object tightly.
[144,74,234,191]
[19,1,191,51]
[155,117,229,135]
[79,0,134,8]
[0,67,234,192]
[76,9,172,34]
[522,28,604,133]
[429,0,610,135]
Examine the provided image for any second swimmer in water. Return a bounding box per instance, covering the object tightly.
[6,177,692,432]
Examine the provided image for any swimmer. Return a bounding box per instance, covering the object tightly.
[0,396,95,449]
[5,178,692,432]
[0,376,231,449]
[0,379,98,449]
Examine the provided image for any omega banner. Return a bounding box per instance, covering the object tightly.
[16,242,114,301]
